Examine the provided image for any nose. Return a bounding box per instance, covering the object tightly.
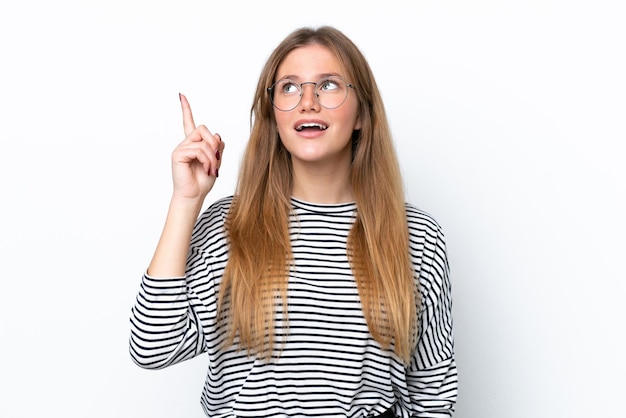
[299,82,319,111]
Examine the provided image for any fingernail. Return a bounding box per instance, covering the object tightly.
[215,150,221,160]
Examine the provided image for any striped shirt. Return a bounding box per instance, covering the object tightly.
[130,196,457,417]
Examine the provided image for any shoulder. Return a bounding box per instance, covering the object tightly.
[196,195,234,224]
[404,203,451,308]
[190,196,234,249]
[404,202,448,273]
[207,195,234,214]
[404,202,445,242]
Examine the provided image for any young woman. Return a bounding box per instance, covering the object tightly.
[130,26,457,417]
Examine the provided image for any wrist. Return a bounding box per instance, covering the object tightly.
[169,194,205,214]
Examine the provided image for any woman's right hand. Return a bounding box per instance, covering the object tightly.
[171,93,225,201]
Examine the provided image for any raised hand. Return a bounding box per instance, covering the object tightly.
[171,93,225,200]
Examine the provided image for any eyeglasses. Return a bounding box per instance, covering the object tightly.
[267,76,355,111]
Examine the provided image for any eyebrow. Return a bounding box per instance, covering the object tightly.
[276,72,343,81]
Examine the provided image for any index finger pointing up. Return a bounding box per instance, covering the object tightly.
[179,93,196,137]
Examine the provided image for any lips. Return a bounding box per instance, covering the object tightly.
[295,121,328,132]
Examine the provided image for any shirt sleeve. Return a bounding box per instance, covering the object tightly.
[129,198,230,370]
[129,273,207,369]
[407,223,458,417]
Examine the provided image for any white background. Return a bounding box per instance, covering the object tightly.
[1,1,624,417]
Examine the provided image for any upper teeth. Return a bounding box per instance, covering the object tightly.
[296,123,328,131]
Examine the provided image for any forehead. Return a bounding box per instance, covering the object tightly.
[276,44,346,80]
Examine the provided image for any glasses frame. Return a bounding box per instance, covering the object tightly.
[267,76,356,112]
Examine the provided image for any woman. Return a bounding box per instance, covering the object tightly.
[130,26,457,417]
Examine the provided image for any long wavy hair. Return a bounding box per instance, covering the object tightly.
[218,26,418,363]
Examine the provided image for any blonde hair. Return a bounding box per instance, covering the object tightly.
[218,26,418,363]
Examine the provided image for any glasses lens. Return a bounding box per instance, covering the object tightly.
[316,77,348,109]
[271,79,301,111]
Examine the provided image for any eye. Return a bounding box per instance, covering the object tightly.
[318,78,340,92]
[278,80,300,95]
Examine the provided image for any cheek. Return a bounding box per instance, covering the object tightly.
[340,105,361,131]
[274,112,290,135]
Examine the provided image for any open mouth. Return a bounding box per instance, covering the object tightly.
[295,122,328,132]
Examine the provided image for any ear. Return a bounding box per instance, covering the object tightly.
[353,114,362,130]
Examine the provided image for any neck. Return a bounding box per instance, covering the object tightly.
[291,160,353,204]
